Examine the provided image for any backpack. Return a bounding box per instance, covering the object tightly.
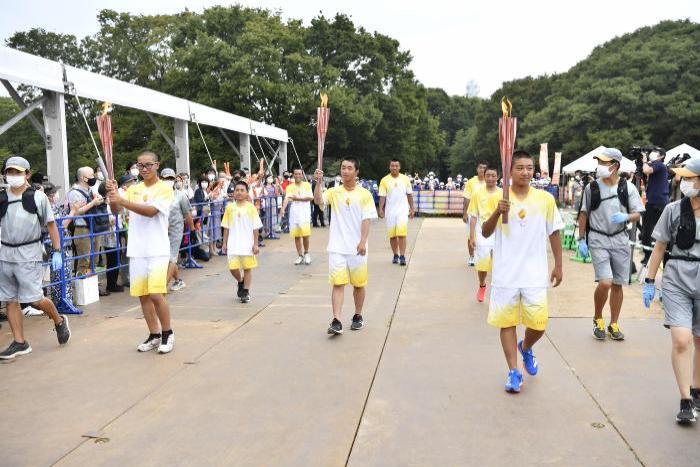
[70,188,110,233]
[0,187,44,247]
[666,197,700,262]
[577,178,630,240]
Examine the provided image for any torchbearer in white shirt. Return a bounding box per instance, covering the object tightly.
[314,158,377,335]
[280,168,314,265]
[107,151,176,354]
[378,159,415,266]
[482,150,564,394]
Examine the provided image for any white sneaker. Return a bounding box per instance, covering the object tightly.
[22,306,44,316]
[170,279,186,291]
[468,256,476,267]
[294,255,304,265]
[158,332,175,354]
[304,253,312,265]
[137,334,160,352]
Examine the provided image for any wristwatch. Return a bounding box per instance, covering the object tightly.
[644,278,655,284]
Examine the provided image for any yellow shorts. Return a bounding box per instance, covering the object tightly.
[386,212,408,239]
[228,255,258,270]
[129,256,169,297]
[290,222,311,238]
[487,287,548,331]
[329,252,368,287]
[475,243,494,272]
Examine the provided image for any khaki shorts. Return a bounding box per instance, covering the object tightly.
[0,260,44,303]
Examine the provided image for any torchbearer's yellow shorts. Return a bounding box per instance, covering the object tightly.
[386,211,408,239]
[329,253,368,287]
[487,287,549,331]
[228,255,258,270]
[129,256,169,297]
[290,222,311,238]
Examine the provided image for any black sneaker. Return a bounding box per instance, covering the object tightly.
[399,255,406,266]
[392,254,399,264]
[351,314,364,330]
[676,399,697,424]
[690,387,700,411]
[328,318,343,335]
[0,340,32,360]
[55,315,71,345]
[237,281,244,298]
[240,289,250,303]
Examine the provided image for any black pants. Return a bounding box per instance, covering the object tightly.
[105,248,120,289]
[641,203,665,263]
[312,204,325,227]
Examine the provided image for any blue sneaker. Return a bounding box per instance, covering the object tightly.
[518,340,539,376]
[505,369,522,393]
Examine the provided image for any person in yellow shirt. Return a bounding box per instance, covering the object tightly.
[279,168,314,265]
[313,158,378,335]
[462,162,487,266]
[482,150,564,393]
[378,159,415,266]
[222,181,263,303]
[467,167,502,302]
[107,151,176,354]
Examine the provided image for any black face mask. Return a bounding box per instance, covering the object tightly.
[86,177,97,187]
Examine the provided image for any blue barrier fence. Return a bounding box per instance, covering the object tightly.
[41,195,286,315]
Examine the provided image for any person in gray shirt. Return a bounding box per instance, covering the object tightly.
[161,168,195,291]
[577,148,644,341]
[0,156,71,360]
[643,157,700,424]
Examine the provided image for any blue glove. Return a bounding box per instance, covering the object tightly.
[51,251,63,270]
[611,212,629,224]
[642,283,656,308]
[578,239,589,258]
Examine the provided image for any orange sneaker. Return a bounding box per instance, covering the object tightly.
[477,285,486,302]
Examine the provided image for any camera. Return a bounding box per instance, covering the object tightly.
[667,152,691,169]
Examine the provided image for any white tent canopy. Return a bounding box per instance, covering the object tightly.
[562,145,636,174]
[665,143,700,164]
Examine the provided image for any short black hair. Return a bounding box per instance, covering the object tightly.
[138,150,159,162]
[390,158,401,164]
[512,150,533,163]
[293,167,303,173]
[484,166,499,175]
[234,180,249,191]
[342,157,360,171]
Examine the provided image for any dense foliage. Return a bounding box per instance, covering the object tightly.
[0,7,697,180]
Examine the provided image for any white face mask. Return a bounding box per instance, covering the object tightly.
[96,171,105,181]
[596,165,613,179]
[200,182,209,190]
[207,174,216,182]
[648,152,659,163]
[175,182,183,190]
[680,179,700,198]
[6,175,26,188]
[130,168,139,177]
[164,180,175,189]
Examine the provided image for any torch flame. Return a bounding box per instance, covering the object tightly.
[101,101,113,116]
[320,93,328,108]
[501,97,512,118]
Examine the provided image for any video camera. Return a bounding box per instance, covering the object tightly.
[667,152,691,169]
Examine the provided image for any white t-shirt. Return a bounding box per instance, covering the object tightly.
[221,201,263,256]
[379,174,412,216]
[322,185,378,255]
[492,187,564,288]
[125,180,174,258]
[285,181,313,225]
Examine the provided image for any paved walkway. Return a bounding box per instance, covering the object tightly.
[0,218,696,467]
